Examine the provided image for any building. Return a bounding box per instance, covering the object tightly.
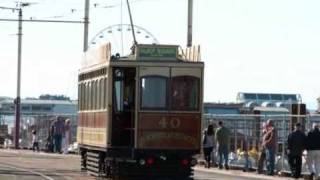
[204,103,242,115]
[237,92,301,108]
[0,98,77,115]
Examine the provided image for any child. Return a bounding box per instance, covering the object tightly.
[32,130,40,152]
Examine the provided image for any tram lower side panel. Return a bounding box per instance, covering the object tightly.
[80,146,198,179]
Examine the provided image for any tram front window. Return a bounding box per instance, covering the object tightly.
[171,76,199,111]
[141,76,168,109]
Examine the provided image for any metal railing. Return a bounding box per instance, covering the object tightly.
[203,113,320,173]
[0,114,77,150]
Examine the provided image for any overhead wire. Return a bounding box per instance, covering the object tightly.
[20,0,159,20]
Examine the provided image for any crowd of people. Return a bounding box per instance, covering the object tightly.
[31,116,72,154]
[203,119,320,179]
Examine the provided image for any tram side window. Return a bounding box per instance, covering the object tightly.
[84,83,87,110]
[104,78,107,109]
[92,81,96,110]
[95,80,99,110]
[141,76,167,109]
[171,76,199,110]
[97,79,101,109]
[88,82,91,110]
[81,83,85,110]
[78,84,81,110]
[100,78,105,109]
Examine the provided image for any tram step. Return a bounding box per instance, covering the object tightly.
[87,170,99,177]
[87,152,100,158]
[86,165,99,173]
[87,157,99,164]
[86,161,99,168]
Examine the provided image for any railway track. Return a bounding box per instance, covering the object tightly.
[0,163,55,180]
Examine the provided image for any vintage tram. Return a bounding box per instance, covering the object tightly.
[77,43,204,179]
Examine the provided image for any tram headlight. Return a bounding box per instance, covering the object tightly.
[139,159,146,165]
[160,155,167,161]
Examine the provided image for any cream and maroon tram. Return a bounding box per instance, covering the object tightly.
[77,43,204,179]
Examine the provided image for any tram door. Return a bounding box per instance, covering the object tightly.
[111,67,136,147]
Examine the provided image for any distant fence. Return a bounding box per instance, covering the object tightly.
[203,113,320,172]
[0,114,77,150]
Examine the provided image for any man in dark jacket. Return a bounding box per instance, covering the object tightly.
[306,123,320,179]
[287,123,306,179]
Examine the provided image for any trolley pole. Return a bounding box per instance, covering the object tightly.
[187,0,193,47]
[14,8,23,149]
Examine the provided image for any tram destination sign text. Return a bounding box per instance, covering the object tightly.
[137,45,178,60]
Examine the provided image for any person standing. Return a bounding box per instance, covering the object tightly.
[203,124,215,168]
[215,121,230,170]
[306,123,320,180]
[32,130,40,152]
[287,123,306,179]
[63,119,71,154]
[257,122,267,174]
[262,119,277,176]
[53,116,65,153]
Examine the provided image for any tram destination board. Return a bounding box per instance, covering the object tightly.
[136,44,178,61]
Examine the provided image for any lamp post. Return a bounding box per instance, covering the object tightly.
[15,7,23,149]
[0,5,26,149]
[1,1,89,149]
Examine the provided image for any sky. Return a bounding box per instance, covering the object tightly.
[0,0,320,109]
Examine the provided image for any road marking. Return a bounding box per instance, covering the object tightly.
[0,164,55,180]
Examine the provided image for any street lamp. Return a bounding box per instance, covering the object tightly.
[0,1,90,148]
[0,3,30,149]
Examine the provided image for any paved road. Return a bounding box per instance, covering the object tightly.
[0,149,94,180]
[0,149,293,180]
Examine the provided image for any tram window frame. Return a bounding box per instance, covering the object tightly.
[171,76,200,111]
[140,75,169,110]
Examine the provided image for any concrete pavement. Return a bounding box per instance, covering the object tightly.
[195,165,303,180]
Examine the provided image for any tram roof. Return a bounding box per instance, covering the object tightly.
[81,43,202,70]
